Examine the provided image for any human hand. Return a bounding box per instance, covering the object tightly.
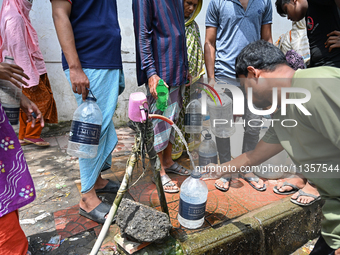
[185,73,192,87]
[0,63,29,88]
[148,74,168,100]
[208,77,216,88]
[20,94,44,128]
[325,31,340,52]
[69,67,89,101]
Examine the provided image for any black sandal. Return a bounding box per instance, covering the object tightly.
[95,179,120,193]
[164,162,190,176]
[79,202,111,224]
[240,173,266,191]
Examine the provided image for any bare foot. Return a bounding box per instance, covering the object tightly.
[241,172,265,190]
[291,182,320,205]
[79,189,106,217]
[276,176,306,193]
[215,177,231,190]
[159,173,179,192]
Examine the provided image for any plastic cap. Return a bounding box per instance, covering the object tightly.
[205,133,212,140]
[158,79,165,86]
[86,97,97,102]
[191,167,202,179]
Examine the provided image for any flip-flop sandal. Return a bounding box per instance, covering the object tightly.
[95,179,120,193]
[79,202,111,224]
[165,162,190,176]
[290,189,321,206]
[214,177,231,192]
[273,181,300,195]
[240,173,266,192]
[24,138,50,147]
[152,174,179,193]
[19,140,30,146]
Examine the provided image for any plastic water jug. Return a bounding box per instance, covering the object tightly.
[198,130,217,166]
[208,92,235,138]
[178,168,208,229]
[128,92,149,123]
[185,93,202,134]
[67,96,103,158]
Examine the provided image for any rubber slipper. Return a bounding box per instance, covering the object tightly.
[165,162,190,176]
[24,138,50,147]
[152,174,179,193]
[273,181,300,195]
[19,140,30,146]
[95,179,120,193]
[240,173,266,191]
[79,202,111,224]
[215,177,231,192]
[290,189,321,206]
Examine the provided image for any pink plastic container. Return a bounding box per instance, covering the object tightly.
[128,92,149,123]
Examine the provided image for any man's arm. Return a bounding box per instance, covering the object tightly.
[51,0,89,100]
[133,0,163,99]
[203,140,284,180]
[204,26,217,84]
[261,24,273,43]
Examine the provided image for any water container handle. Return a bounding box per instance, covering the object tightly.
[200,129,210,139]
[139,101,148,122]
[86,88,97,100]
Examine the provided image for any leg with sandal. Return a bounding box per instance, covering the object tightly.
[273,174,321,206]
[214,90,265,192]
[64,68,123,224]
[147,85,191,193]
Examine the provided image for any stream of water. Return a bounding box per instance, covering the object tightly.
[171,123,196,171]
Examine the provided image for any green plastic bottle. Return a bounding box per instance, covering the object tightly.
[156,79,168,111]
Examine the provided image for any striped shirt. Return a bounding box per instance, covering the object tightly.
[133,0,188,87]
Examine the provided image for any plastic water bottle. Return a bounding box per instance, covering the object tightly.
[156,79,168,111]
[178,168,208,229]
[207,92,235,138]
[185,93,202,133]
[0,56,22,126]
[67,96,103,158]
[199,130,217,166]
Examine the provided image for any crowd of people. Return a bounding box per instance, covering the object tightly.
[0,0,340,254]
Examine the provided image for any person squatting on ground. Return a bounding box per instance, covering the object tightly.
[0,62,43,255]
[171,0,205,160]
[273,0,340,205]
[0,0,58,147]
[203,40,340,255]
[133,0,190,193]
[51,0,125,224]
[204,0,273,192]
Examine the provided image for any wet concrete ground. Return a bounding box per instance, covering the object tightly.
[19,121,320,254]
